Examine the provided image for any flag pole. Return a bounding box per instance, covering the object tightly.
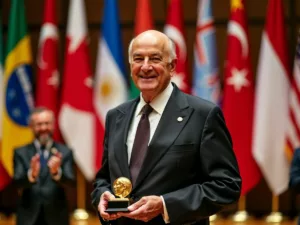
[231,195,250,221]
[265,195,283,223]
[73,167,89,220]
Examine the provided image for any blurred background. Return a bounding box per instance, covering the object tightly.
[1,0,300,224]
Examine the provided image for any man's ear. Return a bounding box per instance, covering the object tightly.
[169,59,177,73]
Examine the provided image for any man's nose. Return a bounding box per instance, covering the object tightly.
[141,59,152,71]
[40,123,48,130]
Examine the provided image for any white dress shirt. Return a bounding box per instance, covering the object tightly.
[126,82,173,223]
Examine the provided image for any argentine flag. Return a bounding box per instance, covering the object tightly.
[94,0,128,125]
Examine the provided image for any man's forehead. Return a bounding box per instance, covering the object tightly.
[133,32,167,47]
[135,32,160,44]
[31,111,53,120]
[132,40,169,55]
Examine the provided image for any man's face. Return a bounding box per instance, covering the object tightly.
[30,111,54,145]
[130,33,175,100]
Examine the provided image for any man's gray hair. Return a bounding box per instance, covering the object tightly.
[29,107,55,124]
[128,36,177,63]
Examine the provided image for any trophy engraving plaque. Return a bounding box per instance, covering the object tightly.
[105,177,132,213]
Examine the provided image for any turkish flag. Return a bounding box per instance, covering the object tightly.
[36,0,61,141]
[164,0,190,94]
[59,0,96,180]
[222,0,261,195]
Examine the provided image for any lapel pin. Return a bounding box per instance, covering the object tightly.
[177,117,183,122]
[51,147,58,155]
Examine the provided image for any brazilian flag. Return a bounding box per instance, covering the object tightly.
[2,0,34,176]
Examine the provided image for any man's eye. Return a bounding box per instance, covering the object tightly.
[150,58,161,63]
[133,58,143,62]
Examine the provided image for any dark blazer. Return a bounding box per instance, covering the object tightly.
[91,84,241,225]
[289,148,300,225]
[290,148,300,191]
[13,142,75,225]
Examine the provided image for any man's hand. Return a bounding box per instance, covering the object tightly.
[30,154,41,178]
[47,152,62,175]
[98,191,121,221]
[118,195,163,222]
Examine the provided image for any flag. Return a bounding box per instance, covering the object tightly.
[285,30,300,160]
[130,0,154,99]
[164,0,190,93]
[192,0,220,104]
[2,0,34,177]
[222,0,260,195]
[93,0,128,170]
[36,0,61,141]
[59,0,96,180]
[252,0,291,195]
[0,8,11,190]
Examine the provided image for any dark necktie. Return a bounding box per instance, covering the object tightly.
[130,104,153,186]
[40,145,47,167]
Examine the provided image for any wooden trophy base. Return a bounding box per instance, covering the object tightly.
[105,198,130,213]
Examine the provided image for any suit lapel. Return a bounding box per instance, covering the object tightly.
[27,143,37,160]
[114,99,139,179]
[134,86,193,189]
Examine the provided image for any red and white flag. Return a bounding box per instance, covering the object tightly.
[222,0,261,195]
[59,0,96,180]
[252,0,291,195]
[164,0,190,93]
[36,0,61,140]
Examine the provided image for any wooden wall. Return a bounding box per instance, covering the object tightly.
[1,0,300,217]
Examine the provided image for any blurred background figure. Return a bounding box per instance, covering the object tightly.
[13,107,75,225]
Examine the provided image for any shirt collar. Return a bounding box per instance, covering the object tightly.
[136,82,173,116]
[34,139,53,150]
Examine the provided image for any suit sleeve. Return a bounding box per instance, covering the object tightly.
[13,149,36,188]
[91,110,112,209]
[289,149,300,192]
[163,106,241,224]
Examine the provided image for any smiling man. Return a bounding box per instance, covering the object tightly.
[92,30,241,225]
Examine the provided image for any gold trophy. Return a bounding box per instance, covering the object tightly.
[105,177,132,213]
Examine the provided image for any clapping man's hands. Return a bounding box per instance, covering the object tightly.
[47,152,62,175]
[30,154,40,179]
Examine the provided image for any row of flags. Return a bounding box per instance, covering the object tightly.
[0,0,300,201]
[223,0,300,196]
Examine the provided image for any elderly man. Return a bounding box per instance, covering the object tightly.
[13,107,75,225]
[91,30,241,225]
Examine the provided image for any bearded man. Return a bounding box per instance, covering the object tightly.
[13,107,75,225]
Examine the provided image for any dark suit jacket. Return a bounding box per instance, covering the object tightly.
[13,142,75,225]
[91,84,241,225]
[290,148,300,191]
[289,148,300,225]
